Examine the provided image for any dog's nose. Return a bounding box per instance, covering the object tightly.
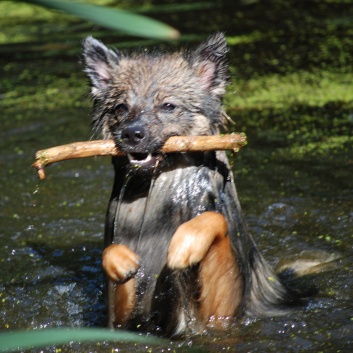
[121,125,147,146]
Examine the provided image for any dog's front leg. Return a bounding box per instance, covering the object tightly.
[167,211,228,269]
[167,211,242,327]
[103,244,140,327]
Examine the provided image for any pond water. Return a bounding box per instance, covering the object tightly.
[1,0,353,352]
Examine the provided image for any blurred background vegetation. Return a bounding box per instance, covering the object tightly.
[1,0,352,157]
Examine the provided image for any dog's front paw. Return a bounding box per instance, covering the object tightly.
[167,228,207,269]
[167,212,228,270]
[103,244,140,283]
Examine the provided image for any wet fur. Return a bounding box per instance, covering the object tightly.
[83,33,304,337]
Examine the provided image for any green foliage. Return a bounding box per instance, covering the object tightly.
[223,0,353,159]
[18,0,179,39]
[0,328,167,352]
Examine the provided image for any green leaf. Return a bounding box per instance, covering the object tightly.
[20,0,180,39]
[0,328,167,352]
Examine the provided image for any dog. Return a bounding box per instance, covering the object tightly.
[82,33,306,337]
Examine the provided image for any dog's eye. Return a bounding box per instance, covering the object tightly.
[161,103,176,112]
[115,103,128,113]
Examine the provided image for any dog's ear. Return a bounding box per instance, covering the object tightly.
[82,36,120,95]
[192,32,229,96]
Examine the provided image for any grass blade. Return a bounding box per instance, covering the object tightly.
[21,0,180,39]
[0,328,167,352]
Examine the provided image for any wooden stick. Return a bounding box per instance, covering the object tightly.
[32,133,247,179]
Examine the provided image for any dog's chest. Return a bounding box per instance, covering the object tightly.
[113,165,222,269]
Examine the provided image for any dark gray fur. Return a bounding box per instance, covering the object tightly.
[82,33,303,336]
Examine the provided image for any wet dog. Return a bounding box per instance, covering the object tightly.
[82,33,304,337]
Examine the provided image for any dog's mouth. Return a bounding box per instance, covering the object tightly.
[127,152,159,168]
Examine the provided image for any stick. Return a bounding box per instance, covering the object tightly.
[32,133,247,179]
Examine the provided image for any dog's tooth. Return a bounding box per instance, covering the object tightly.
[127,153,134,162]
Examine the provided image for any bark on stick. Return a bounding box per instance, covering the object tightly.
[32,133,247,179]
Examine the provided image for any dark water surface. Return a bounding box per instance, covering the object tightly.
[1,0,353,352]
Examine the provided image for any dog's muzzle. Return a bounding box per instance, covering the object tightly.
[118,124,163,168]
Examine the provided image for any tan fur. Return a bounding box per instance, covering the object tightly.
[168,211,242,326]
[102,244,139,326]
[102,244,140,282]
[167,212,228,269]
[199,235,242,328]
[113,278,136,326]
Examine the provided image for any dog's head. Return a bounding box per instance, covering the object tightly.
[83,33,229,169]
